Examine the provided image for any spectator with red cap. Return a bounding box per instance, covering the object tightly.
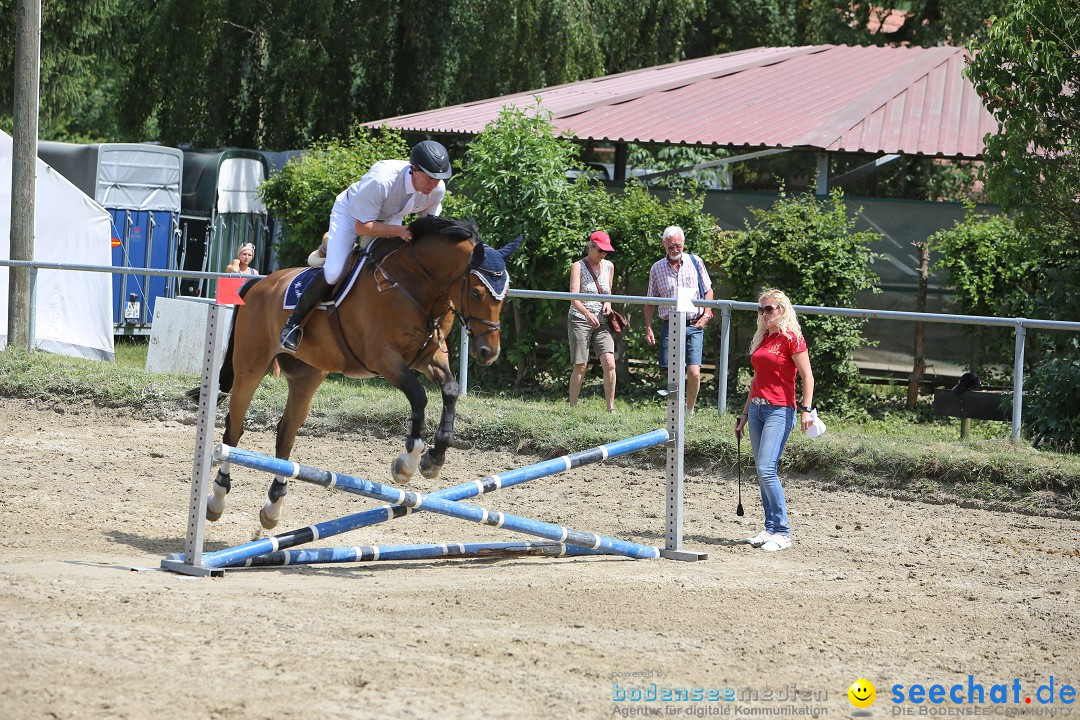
[568,230,618,413]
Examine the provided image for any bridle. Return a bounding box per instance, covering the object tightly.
[375,241,502,345]
[454,270,502,340]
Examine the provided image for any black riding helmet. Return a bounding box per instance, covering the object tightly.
[410,140,452,180]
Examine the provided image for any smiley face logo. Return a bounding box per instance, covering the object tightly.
[848,678,876,708]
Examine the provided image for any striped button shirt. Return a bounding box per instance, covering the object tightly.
[647,253,712,319]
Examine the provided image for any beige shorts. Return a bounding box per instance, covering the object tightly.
[568,312,615,365]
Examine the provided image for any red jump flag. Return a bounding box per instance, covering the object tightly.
[216,277,246,306]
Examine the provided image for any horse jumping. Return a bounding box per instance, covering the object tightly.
[206,216,518,529]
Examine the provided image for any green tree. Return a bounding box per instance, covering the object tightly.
[965,0,1080,275]
[112,0,616,148]
[806,0,1009,47]
[593,0,706,71]
[965,0,1080,450]
[720,190,880,413]
[685,0,795,56]
[258,127,410,268]
[624,144,731,192]
[931,210,1031,317]
[0,0,126,140]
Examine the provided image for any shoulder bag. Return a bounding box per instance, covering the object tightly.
[582,259,627,334]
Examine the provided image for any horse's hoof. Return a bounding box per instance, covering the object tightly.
[391,456,413,485]
[419,454,443,480]
[259,506,280,530]
[205,505,223,522]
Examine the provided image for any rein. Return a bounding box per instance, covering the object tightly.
[369,239,501,364]
[380,240,502,337]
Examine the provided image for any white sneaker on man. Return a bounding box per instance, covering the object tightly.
[761,535,792,552]
[744,531,772,548]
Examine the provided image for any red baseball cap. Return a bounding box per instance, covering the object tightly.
[589,230,615,252]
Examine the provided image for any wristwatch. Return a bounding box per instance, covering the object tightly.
[800,405,815,413]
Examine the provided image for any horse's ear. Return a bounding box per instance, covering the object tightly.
[470,241,486,267]
[498,235,523,259]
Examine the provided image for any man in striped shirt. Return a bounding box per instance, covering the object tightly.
[643,226,714,414]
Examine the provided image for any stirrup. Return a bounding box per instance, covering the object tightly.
[279,324,303,353]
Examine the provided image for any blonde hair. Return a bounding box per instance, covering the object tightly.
[237,242,255,255]
[749,288,803,353]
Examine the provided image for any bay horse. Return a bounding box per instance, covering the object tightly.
[207,216,518,529]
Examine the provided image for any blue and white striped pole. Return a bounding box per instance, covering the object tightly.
[190,429,670,568]
[230,541,613,568]
[212,445,663,560]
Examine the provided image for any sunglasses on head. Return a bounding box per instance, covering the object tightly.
[758,304,780,314]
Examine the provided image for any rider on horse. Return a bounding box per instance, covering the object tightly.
[279,140,453,353]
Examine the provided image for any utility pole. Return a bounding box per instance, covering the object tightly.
[8,0,41,352]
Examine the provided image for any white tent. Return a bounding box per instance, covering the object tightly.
[1,130,115,361]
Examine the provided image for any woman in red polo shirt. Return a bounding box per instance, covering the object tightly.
[734,289,816,552]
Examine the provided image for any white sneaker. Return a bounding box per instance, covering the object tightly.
[745,531,772,547]
[761,535,792,552]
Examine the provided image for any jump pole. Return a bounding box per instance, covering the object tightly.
[212,445,664,560]
[183,429,670,569]
[234,541,612,568]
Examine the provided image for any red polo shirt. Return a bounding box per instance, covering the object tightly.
[750,331,808,407]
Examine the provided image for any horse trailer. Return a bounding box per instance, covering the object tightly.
[36,142,184,334]
[178,149,270,298]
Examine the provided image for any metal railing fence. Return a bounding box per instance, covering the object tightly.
[5,259,1080,444]
[466,288,1080,444]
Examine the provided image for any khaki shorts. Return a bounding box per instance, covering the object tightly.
[568,312,615,365]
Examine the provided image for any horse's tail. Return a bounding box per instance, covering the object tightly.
[217,317,238,394]
[184,278,261,401]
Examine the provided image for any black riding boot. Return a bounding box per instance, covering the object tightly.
[279,273,332,353]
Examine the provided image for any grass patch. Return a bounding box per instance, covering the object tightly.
[2,346,1078,516]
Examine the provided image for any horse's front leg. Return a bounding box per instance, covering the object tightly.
[386,364,428,485]
[207,366,264,522]
[419,357,458,480]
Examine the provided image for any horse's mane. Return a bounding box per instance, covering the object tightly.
[408,216,479,244]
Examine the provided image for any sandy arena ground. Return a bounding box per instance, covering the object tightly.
[0,397,1077,720]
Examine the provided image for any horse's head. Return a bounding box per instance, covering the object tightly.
[461,235,520,365]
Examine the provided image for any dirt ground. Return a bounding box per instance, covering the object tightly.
[1,397,1077,720]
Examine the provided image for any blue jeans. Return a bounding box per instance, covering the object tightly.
[658,323,704,368]
[747,402,796,537]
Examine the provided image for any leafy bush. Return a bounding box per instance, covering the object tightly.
[719,189,880,413]
[259,127,410,268]
[599,181,716,377]
[1024,354,1080,452]
[930,208,1032,376]
[451,103,717,388]
[448,102,603,385]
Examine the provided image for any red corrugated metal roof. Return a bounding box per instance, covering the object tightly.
[364,45,997,159]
